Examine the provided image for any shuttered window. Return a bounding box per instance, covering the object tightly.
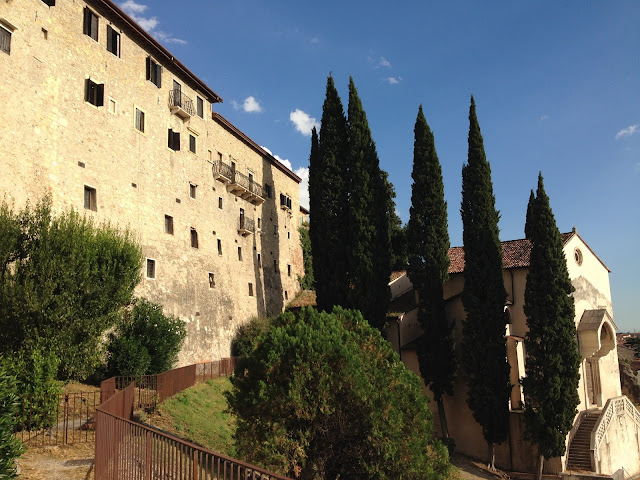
[106,25,120,57]
[85,79,104,107]
[83,7,98,41]
[146,57,162,87]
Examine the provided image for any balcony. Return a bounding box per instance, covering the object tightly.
[279,194,292,213]
[169,89,195,119]
[227,170,265,206]
[212,160,234,184]
[238,216,255,236]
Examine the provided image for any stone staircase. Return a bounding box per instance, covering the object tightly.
[567,411,601,471]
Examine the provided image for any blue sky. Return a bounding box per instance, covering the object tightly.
[120,1,639,332]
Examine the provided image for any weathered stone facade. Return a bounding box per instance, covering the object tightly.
[0,0,303,365]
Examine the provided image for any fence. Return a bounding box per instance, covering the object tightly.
[15,391,101,446]
[95,357,292,480]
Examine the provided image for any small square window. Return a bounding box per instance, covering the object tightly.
[106,25,120,57]
[218,197,223,209]
[217,239,222,256]
[238,247,242,261]
[83,7,99,41]
[288,231,291,240]
[287,264,291,277]
[135,108,145,132]
[285,291,288,300]
[41,0,55,6]
[248,283,254,297]
[85,79,104,107]
[164,215,173,235]
[146,57,162,87]
[168,129,180,151]
[146,258,156,279]
[257,253,261,267]
[196,96,204,118]
[108,97,117,114]
[190,228,198,248]
[189,134,196,154]
[218,152,223,161]
[257,218,261,229]
[84,185,97,211]
[189,183,197,199]
[0,26,12,55]
[208,272,215,288]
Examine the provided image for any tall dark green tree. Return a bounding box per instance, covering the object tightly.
[522,173,581,480]
[309,77,349,312]
[406,105,456,441]
[346,77,391,330]
[460,96,510,469]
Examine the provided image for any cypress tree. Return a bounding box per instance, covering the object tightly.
[406,105,456,440]
[522,173,581,480]
[460,96,510,469]
[309,76,349,312]
[346,77,391,330]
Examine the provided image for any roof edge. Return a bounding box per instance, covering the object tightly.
[93,0,222,104]
[211,112,302,184]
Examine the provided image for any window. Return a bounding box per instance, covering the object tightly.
[164,215,173,235]
[217,239,222,256]
[189,183,197,199]
[264,184,272,198]
[0,25,11,55]
[85,79,104,107]
[168,129,180,151]
[190,228,198,248]
[257,253,261,267]
[146,258,156,279]
[273,259,277,271]
[218,197,223,209]
[83,7,99,41]
[146,57,162,87]
[84,186,97,211]
[208,273,215,288]
[196,96,204,118]
[285,291,288,300]
[218,152,223,161]
[288,231,291,239]
[257,218,261,229]
[41,0,56,6]
[248,283,254,297]
[189,134,196,154]
[280,193,292,210]
[238,247,242,261]
[287,264,291,277]
[134,108,145,132]
[106,25,120,57]
[108,97,117,114]
[273,224,277,235]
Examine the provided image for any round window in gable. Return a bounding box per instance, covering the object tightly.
[574,248,583,266]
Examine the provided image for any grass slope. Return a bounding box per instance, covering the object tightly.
[147,377,236,457]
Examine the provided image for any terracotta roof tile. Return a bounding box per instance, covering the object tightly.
[447,232,574,274]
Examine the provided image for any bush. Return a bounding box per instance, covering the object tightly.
[106,299,186,376]
[3,347,62,431]
[0,197,142,380]
[230,316,271,358]
[0,363,23,479]
[226,306,450,480]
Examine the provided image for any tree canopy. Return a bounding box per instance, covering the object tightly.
[460,97,510,467]
[522,173,581,478]
[226,307,451,480]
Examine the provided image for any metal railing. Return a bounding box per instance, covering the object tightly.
[15,391,100,446]
[238,216,255,234]
[212,159,234,181]
[95,357,291,480]
[230,169,265,199]
[169,89,195,117]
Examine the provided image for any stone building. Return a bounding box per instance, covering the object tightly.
[0,0,303,365]
[388,230,640,478]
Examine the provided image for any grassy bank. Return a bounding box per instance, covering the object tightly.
[147,377,236,457]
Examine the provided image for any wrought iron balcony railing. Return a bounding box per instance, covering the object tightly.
[212,160,234,182]
[169,89,195,118]
[229,170,266,201]
[238,216,255,236]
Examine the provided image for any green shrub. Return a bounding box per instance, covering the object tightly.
[3,347,62,431]
[226,306,450,480]
[230,316,271,358]
[0,363,23,479]
[106,299,186,376]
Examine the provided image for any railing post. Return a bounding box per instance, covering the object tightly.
[193,449,199,480]
[145,430,151,480]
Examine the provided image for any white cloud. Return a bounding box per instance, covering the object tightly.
[289,109,319,136]
[378,56,392,68]
[386,76,402,85]
[295,167,309,210]
[243,96,263,113]
[615,124,639,140]
[119,1,186,45]
[231,100,240,111]
[274,154,292,171]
